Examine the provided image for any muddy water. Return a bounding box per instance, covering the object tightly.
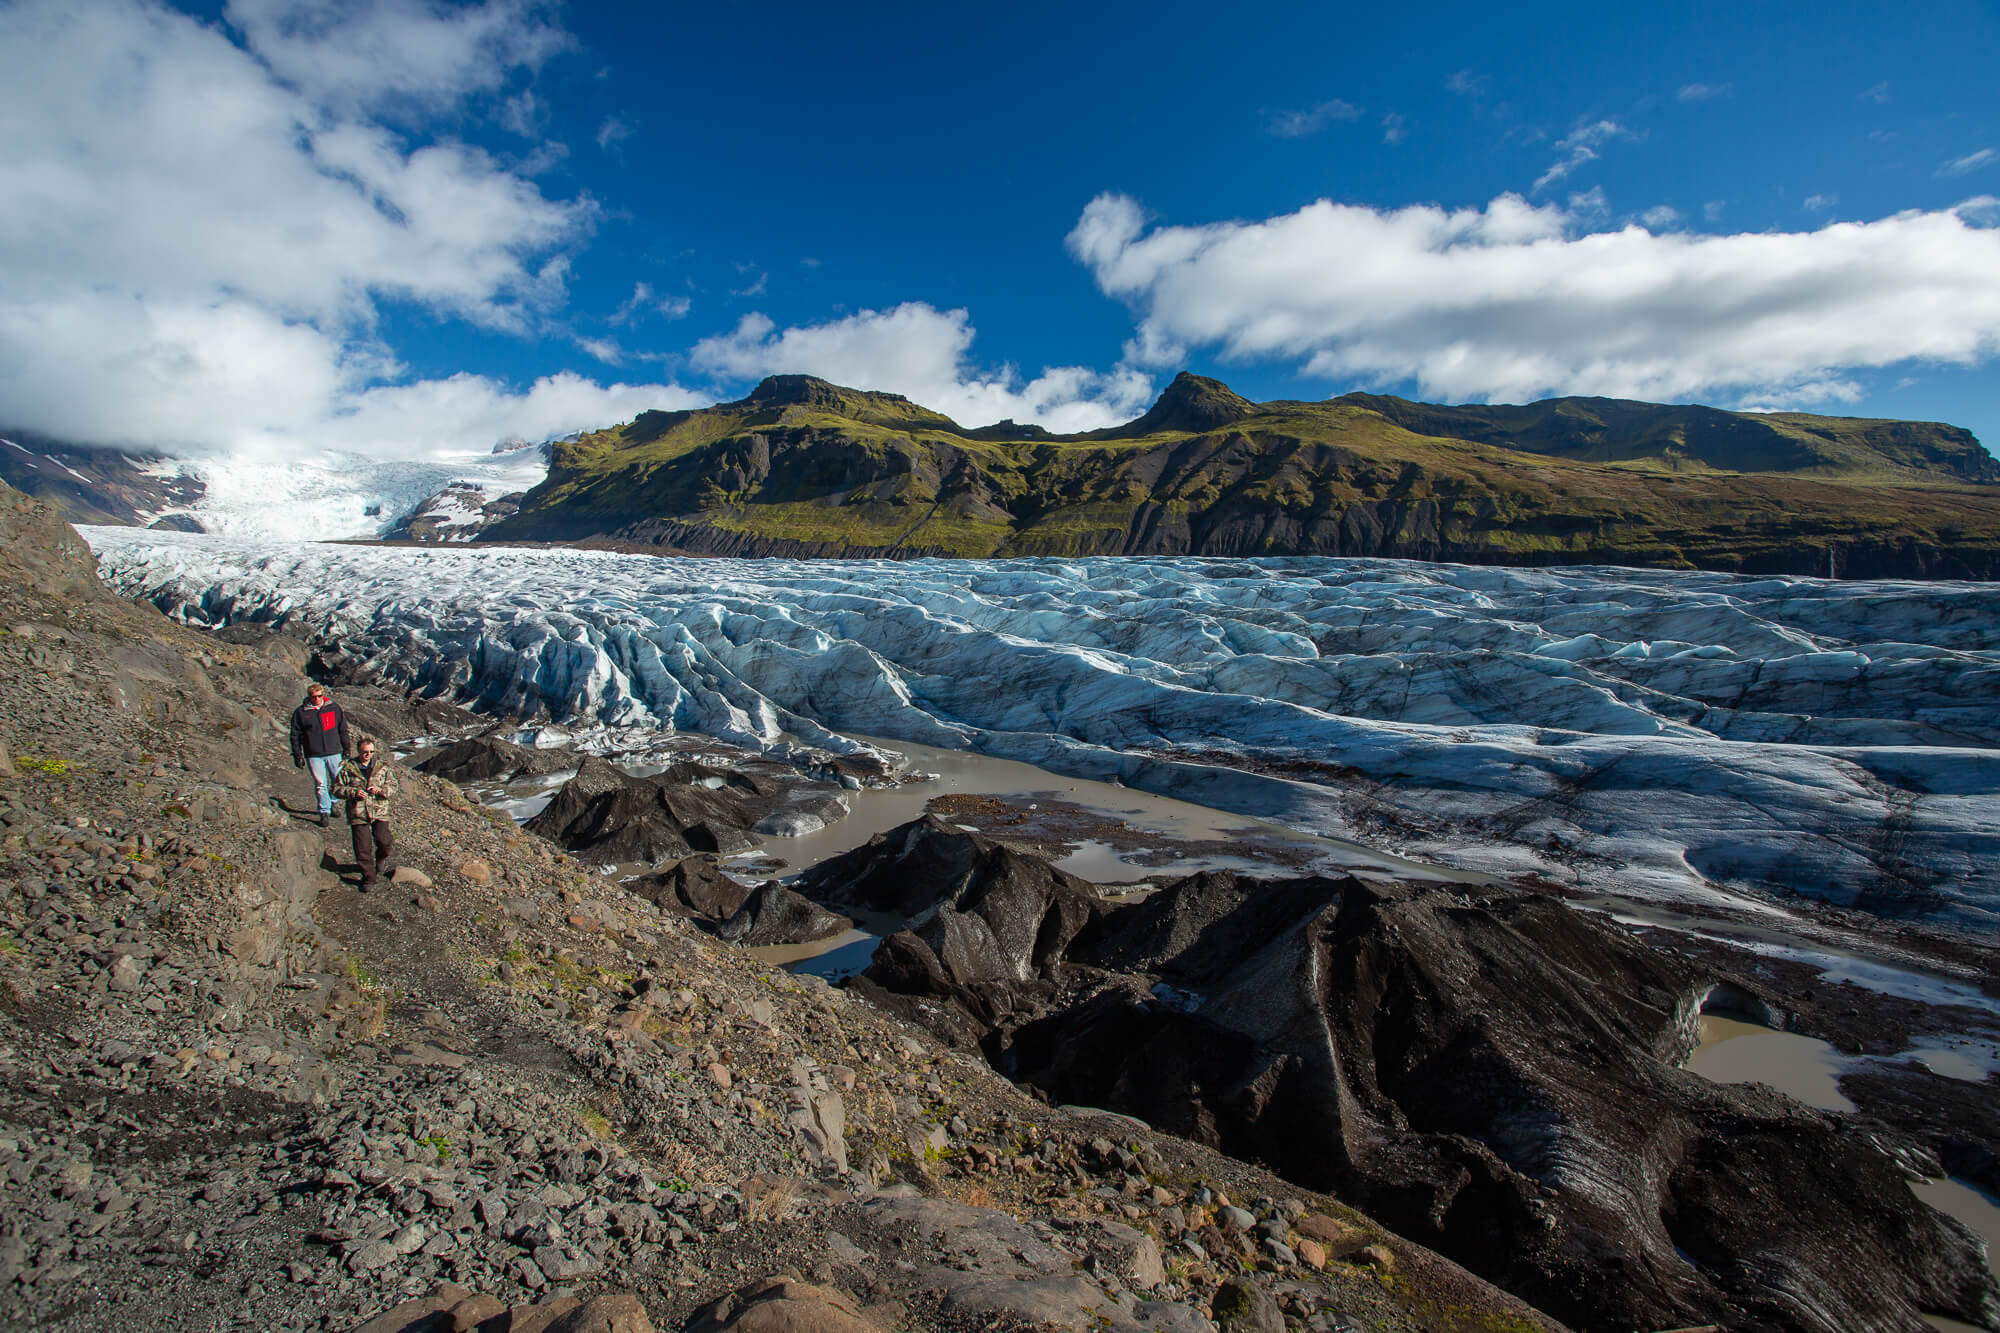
[733,732,1468,884]
[1684,1015,1855,1112]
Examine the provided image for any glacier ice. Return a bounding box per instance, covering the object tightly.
[135,450,548,541]
[81,529,2000,927]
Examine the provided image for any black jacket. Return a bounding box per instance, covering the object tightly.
[290,699,351,762]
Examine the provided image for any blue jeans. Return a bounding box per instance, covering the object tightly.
[305,753,342,816]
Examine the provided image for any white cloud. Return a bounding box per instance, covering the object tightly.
[224,0,571,118]
[499,87,544,137]
[596,115,632,151]
[1860,81,1892,103]
[1803,193,1837,211]
[1676,82,1731,101]
[1268,98,1362,138]
[1534,119,1636,193]
[0,0,691,458]
[1639,204,1680,229]
[611,282,690,325]
[1704,200,1727,222]
[690,304,1155,434]
[1445,69,1486,96]
[1567,187,1609,218]
[1381,112,1407,145]
[1941,148,1998,177]
[1067,190,2000,407]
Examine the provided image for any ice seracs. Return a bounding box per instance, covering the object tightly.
[81,529,2000,927]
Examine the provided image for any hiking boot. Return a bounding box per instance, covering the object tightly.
[316,813,328,828]
[357,877,377,892]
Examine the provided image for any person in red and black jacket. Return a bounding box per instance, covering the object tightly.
[289,682,351,827]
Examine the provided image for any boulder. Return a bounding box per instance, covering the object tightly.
[683,1275,875,1333]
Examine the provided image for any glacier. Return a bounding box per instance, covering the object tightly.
[81,529,2000,928]
[135,449,549,542]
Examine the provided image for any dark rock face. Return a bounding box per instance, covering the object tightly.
[715,883,852,947]
[525,757,779,863]
[626,857,756,921]
[416,734,572,783]
[810,844,1998,1333]
[804,817,1110,1041]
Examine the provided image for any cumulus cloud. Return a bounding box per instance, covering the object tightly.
[1268,98,1362,138]
[1066,190,2000,407]
[1639,204,1680,229]
[690,304,1155,433]
[0,0,693,458]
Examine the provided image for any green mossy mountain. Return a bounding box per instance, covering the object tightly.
[484,372,2000,578]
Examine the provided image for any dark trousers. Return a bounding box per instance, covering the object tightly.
[350,819,394,883]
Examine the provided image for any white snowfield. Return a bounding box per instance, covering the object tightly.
[83,530,2000,928]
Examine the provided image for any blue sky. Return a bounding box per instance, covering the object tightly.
[4,0,1999,457]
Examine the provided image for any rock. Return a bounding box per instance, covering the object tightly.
[390,866,434,889]
[449,1294,507,1328]
[1356,1244,1394,1273]
[1294,1238,1326,1270]
[0,744,11,778]
[456,858,492,885]
[347,1240,399,1274]
[708,1063,733,1092]
[716,884,852,948]
[1081,1220,1165,1288]
[685,1275,874,1333]
[347,1282,472,1333]
[107,954,146,992]
[1215,1205,1254,1234]
[535,1292,655,1333]
[1209,1279,1283,1333]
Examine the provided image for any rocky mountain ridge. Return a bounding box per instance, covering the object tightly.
[485,374,2000,577]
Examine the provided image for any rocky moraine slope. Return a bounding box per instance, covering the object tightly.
[0,482,1598,1332]
[482,373,2000,578]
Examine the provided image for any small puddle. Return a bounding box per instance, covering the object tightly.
[1684,1015,1855,1112]
[1902,1039,2000,1084]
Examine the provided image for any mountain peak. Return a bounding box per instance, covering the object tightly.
[1125,372,1255,435]
[742,375,849,409]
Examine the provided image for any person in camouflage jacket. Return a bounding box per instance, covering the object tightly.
[334,736,398,889]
